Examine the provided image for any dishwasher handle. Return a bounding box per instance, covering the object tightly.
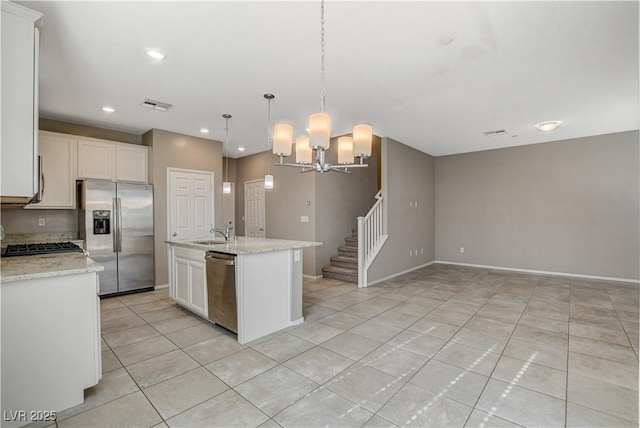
[205,254,235,266]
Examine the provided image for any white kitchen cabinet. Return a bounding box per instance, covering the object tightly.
[26,131,77,209]
[0,3,43,203]
[77,138,148,183]
[170,246,208,317]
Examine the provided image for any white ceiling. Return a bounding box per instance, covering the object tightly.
[21,0,639,158]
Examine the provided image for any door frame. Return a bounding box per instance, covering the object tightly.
[166,167,215,241]
[244,179,266,238]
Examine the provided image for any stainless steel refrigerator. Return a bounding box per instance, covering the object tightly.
[79,180,155,296]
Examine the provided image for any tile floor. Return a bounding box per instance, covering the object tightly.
[34,264,639,427]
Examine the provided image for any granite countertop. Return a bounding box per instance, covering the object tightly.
[0,253,104,283]
[166,236,322,255]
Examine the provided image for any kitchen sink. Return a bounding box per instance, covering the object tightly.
[194,239,228,245]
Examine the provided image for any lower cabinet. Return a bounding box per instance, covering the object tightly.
[170,246,207,317]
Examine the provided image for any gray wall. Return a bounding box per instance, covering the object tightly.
[234,137,380,277]
[143,128,223,285]
[368,137,436,283]
[435,131,639,280]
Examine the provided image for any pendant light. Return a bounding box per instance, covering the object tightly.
[222,114,232,194]
[264,94,274,189]
[271,0,373,174]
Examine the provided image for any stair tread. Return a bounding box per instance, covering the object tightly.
[331,255,357,262]
[322,265,357,275]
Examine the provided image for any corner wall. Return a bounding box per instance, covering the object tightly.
[368,137,436,283]
[144,129,223,286]
[434,131,639,280]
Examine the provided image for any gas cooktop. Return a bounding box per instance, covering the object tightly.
[3,242,84,257]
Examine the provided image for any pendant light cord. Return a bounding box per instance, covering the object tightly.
[267,97,272,176]
[224,116,229,183]
[320,0,326,113]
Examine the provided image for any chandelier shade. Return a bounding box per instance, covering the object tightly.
[337,136,353,165]
[353,124,373,158]
[273,124,293,156]
[295,136,312,164]
[222,113,232,194]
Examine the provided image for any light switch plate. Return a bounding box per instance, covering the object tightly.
[294,250,301,262]
[300,216,309,223]
[38,218,45,227]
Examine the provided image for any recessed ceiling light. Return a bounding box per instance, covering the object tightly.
[238,147,245,152]
[200,128,209,134]
[102,106,115,113]
[145,48,167,60]
[439,37,453,45]
[535,120,562,132]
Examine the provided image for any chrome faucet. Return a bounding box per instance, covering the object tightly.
[210,225,231,241]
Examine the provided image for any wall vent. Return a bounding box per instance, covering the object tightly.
[483,129,508,137]
[140,98,173,111]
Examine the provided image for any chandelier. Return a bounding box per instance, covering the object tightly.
[222,114,232,194]
[271,0,372,174]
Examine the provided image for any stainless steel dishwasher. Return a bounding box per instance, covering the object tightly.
[205,251,237,333]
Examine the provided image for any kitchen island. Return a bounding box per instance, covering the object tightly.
[0,253,103,427]
[166,237,321,344]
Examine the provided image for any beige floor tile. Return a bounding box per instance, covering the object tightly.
[58,391,161,428]
[566,402,638,428]
[303,304,337,320]
[274,387,373,428]
[100,307,136,322]
[128,299,173,314]
[102,324,160,348]
[410,359,489,406]
[100,315,147,334]
[326,364,406,413]
[406,317,460,340]
[570,321,631,346]
[567,372,638,423]
[183,334,245,365]
[502,338,568,371]
[287,320,344,345]
[451,327,509,353]
[437,300,482,316]
[284,346,354,384]
[345,297,401,319]
[143,367,228,419]
[425,308,473,326]
[100,349,122,373]
[56,368,139,421]
[361,344,428,378]
[518,313,569,334]
[361,415,399,428]
[206,348,279,387]
[491,355,566,399]
[350,318,403,343]
[476,379,565,427]
[433,342,501,376]
[112,335,178,366]
[166,390,268,428]
[251,332,315,363]
[570,335,638,365]
[235,366,318,417]
[321,331,382,361]
[377,382,473,427]
[371,310,421,329]
[118,292,160,306]
[568,351,638,390]
[464,409,523,427]
[127,349,199,388]
[164,322,225,348]
[386,330,447,358]
[138,306,186,323]
[511,324,568,350]
[318,311,367,330]
[99,298,127,312]
[464,316,516,337]
[151,314,202,334]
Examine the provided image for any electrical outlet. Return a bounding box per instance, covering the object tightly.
[409,250,412,257]
[409,201,413,208]
[460,247,465,254]
[300,216,309,223]
[415,201,419,208]
[421,248,424,254]
[38,218,45,227]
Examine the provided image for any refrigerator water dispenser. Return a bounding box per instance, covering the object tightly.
[92,210,111,234]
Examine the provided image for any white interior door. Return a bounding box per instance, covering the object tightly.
[222,182,235,236]
[244,179,265,238]
[168,168,214,240]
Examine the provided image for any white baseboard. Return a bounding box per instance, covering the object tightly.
[435,260,639,284]
[366,261,437,287]
[303,274,323,280]
[154,284,169,289]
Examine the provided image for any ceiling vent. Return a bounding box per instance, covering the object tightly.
[483,129,508,137]
[140,98,173,111]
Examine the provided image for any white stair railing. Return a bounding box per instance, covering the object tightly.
[357,190,388,287]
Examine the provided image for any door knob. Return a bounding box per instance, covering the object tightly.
[172,232,177,237]
[259,228,264,231]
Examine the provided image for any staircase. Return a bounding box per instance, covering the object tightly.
[322,232,358,283]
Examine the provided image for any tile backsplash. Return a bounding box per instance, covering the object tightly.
[0,208,78,235]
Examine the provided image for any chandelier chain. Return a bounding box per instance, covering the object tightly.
[320,0,327,112]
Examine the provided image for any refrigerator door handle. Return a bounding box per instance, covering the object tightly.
[116,197,123,253]
[112,197,118,252]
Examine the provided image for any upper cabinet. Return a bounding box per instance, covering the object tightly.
[26,131,77,209]
[78,138,148,183]
[0,3,43,203]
